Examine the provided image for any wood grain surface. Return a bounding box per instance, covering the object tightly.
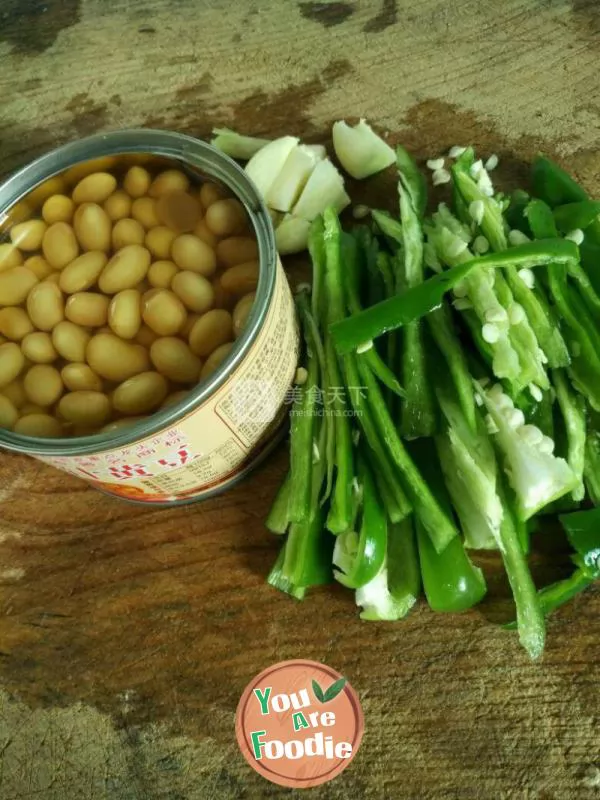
[1,1,600,798]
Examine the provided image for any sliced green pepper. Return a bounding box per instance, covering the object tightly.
[330,239,579,355]
[553,200,600,234]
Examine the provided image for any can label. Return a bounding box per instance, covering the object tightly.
[37,260,298,503]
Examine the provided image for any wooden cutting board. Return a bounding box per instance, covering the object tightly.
[1,1,599,797]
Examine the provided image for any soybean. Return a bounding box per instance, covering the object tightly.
[220,261,259,295]
[99,245,151,293]
[21,331,58,363]
[113,371,168,414]
[150,337,201,383]
[171,271,215,313]
[205,198,247,237]
[0,243,24,271]
[1,379,26,408]
[112,218,145,250]
[103,190,132,221]
[10,219,47,251]
[149,169,190,197]
[43,222,79,269]
[86,333,150,381]
[188,310,233,358]
[61,363,103,393]
[65,292,110,327]
[142,290,187,336]
[232,292,256,337]
[13,414,63,438]
[156,191,201,233]
[171,234,217,276]
[108,289,142,339]
[72,172,117,204]
[52,321,90,362]
[27,282,65,331]
[73,203,112,251]
[24,255,54,280]
[200,342,234,380]
[0,267,39,305]
[145,226,177,260]
[131,197,160,229]
[59,251,107,294]
[0,395,18,429]
[58,391,111,425]
[148,260,178,289]
[24,364,63,406]
[42,194,75,224]
[123,166,152,198]
[0,308,34,341]
[217,236,259,268]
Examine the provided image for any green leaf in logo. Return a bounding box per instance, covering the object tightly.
[312,679,326,703]
[323,677,347,702]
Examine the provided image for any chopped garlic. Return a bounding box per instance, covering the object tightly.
[485,154,499,171]
[477,170,495,197]
[356,340,373,354]
[432,168,451,186]
[312,440,320,463]
[484,307,508,324]
[469,200,485,225]
[470,159,483,178]
[332,119,395,179]
[482,323,500,343]
[448,145,466,158]
[427,157,445,170]
[294,367,308,385]
[565,228,584,245]
[518,268,535,289]
[353,204,370,220]
[529,383,543,402]
[508,303,526,325]
[508,229,531,246]
[473,235,490,254]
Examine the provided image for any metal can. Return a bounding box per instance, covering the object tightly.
[0,130,299,504]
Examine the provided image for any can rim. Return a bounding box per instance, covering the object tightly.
[0,129,278,456]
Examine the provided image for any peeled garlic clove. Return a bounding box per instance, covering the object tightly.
[332,119,395,179]
[210,128,271,160]
[292,159,350,222]
[267,145,324,213]
[275,214,311,255]
[245,136,299,197]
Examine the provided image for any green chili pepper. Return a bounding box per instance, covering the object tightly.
[496,479,545,659]
[343,353,412,521]
[584,410,600,505]
[288,340,318,524]
[578,238,600,295]
[334,455,387,590]
[323,209,355,533]
[355,357,458,552]
[265,472,292,534]
[411,439,487,611]
[267,546,306,600]
[553,201,600,234]
[532,155,600,244]
[330,239,579,355]
[342,232,405,397]
[371,209,403,247]
[354,225,385,307]
[552,370,586,501]
[385,518,421,617]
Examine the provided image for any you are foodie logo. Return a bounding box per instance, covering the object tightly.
[235,659,364,788]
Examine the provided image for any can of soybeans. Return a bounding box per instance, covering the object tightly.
[0,129,299,504]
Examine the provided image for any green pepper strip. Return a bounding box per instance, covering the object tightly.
[496,480,545,659]
[427,304,477,431]
[330,239,579,355]
[265,472,292,534]
[584,411,600,506]
[287,339,318,524]
[355,356,458,552]
[552,369,586,502]
[553,201,600,234]
[532,155,600,244]
[396,145,436,438]
[410,438,487,610]
[323,209,355,533]
[342,233,405,397]
[334,455,387,589]
[343,352,412,521]
[371,209,403,246]
[507,506,600,626]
